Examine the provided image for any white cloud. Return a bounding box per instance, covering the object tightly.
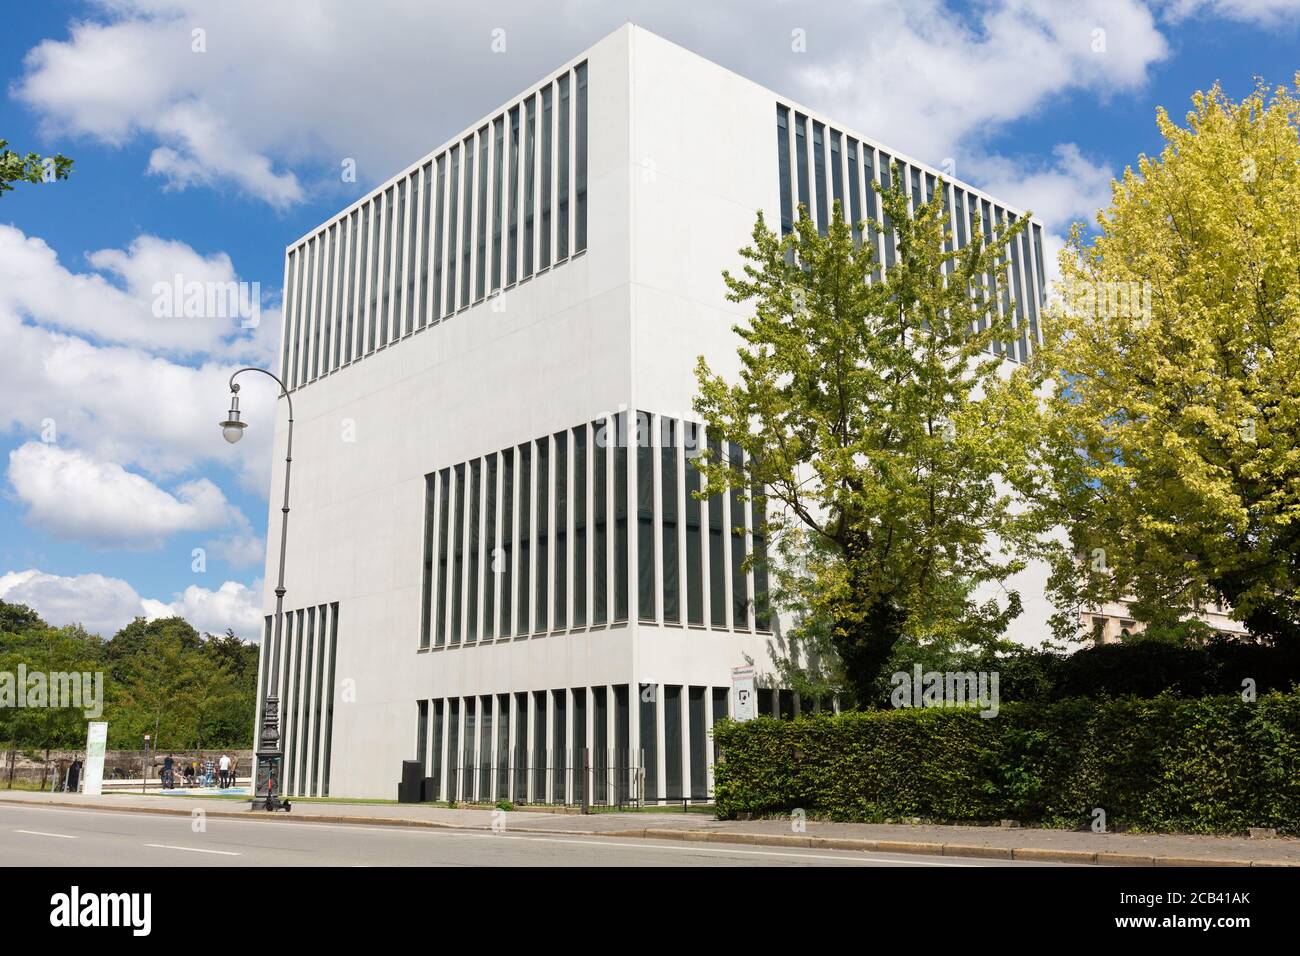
[13,0,1171,205]
[1162,0,1300,24]
[0,224,277,358]
[7,442,241,547]
[0,568,263,639]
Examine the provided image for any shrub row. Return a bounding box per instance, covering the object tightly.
[712,691,1300,834]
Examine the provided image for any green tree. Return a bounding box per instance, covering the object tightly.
[694,181,1042,705]
[0,600,46,636]
[0,139,73,196]
[1037,79,1300,646]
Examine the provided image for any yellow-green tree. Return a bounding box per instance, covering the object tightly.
[1038,80,1300,645]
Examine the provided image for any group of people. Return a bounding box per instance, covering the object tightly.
[160,753,238,789]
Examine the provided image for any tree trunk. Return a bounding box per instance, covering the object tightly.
[832,598,908,708]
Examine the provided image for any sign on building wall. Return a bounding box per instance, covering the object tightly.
[83,721,108,795]
[732,665,757,722]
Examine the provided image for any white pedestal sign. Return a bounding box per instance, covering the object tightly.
[83,721,108,795]
[732,665,757,722]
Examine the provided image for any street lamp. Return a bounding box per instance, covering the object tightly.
[222,367,293,810]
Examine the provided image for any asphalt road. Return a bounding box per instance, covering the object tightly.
[0,803,1063,866]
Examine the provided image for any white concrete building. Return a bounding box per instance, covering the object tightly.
[254,25,1050,801]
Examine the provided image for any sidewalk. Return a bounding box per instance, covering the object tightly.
[2,789,1296,866]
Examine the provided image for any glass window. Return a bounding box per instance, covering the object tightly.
[593,418,608,625]
[467,458,481,641]
[302,237,315,383]
[661,418,679,623]
[390,181,403,344]
[431,699,444,797]
[640,684,657,803]
[445,144,459,316]
[495,693,509,798]
[637,412,655,622]
[451,462,465,644]
[484,454,497,639]
[752,489,770,631]
[878,153,896,271]
[729,443,748,629]
[532,690,547,800]
[367,197,381,352]
[684,423,704,626]
[476,126,489,301]
[540,84,553,270]
[281,249,295,383]
[325,224,337,370]
[462,697,475,801]
[447,698,460,800]
[406,171,419,334]
[554,430,567,629]
[418,162,431,329]
[1009,214,1028,362]
[776,105,792,236]
[513,692,528,800]
[846,138,861,245]
[420,473,435,648]
[517,443,531,635]
[551,689,567,802]
[460,135,473,309]
[417,700,429,775]
[433,154,446,322]
[492,117,505,291]
[287,247,301,385]
[688,687,706,799]
[523,95,536,280]
[572,688,586,805]
[508,106,520,284]
[557,74,570,260]
[830,129,843,224]
[479,695,492,797]
[614,412,629,621]
[436,468,450,647]
[321,606,338,796]
[572,425,587,627]
[380,186,393,347]
[501,448,514,636]
[707,436,726,627]
[535,435,549,631]
[794,112,810,221]
[813,122,828,233]
[664,685,682,800]
[575,61,587,253]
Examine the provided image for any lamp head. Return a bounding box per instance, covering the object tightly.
[220,384,247,444]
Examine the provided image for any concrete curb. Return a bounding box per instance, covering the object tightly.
[3,798,1295,867]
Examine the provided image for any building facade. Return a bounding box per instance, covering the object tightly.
[254,25,1051,801]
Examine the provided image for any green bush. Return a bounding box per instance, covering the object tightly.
[712,690,1300,834]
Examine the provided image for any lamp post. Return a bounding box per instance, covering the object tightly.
[221,367,293,810]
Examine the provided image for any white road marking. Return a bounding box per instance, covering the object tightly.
[14,829,76,839]
[143,843,241,856]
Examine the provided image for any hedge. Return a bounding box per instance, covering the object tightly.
[711,690,1300,834]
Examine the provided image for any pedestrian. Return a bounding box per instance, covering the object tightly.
[228,755,238,788]
[219,753,231,788]
[162,754,175,789]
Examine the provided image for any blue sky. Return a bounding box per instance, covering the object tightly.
[1,0,1297,639]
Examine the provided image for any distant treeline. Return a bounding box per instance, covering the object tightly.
[0,600,258,753]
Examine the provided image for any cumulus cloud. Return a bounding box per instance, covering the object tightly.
[1162,0,1300,24]
[0,568,263,639]
[0,224,277,358]
[7,442,242,547]
[14,0,1172,205]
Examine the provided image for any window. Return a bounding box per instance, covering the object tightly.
[794,112,810,220]
[325,224,337,369]
[479,695,492,797]
[554,430,567,629]
[447,698,460,800]
[501,448,514,636]
[878,153,896,271]
[551,689,566,802]
[302,237,315,383]
[776,105,792,236]
[431,699,444,797]
[664,685,682,800]
[417,700,429,774]
[418,162,431,329]
[391,179,404,342]
[661,418,679,623]
[640,684,657,803]
[684,423,704,626]
[614,412,629,621]
[593,418,608,625]
[476,126,489,301]
[517,443,532,635]
[367,197,381,351]
[460,135,474,309]
[575,61,588,253]
[830,130,843,223]
[467,458,481,641]
[846,138,861,244]
[507,106,520,284]
[729,443,748,629]
[557,74,570,259]
[540,84,553,269]
[406,170,419,334]
[380,186,393,347]
[535,436,548,631]
[572,425,587,627]
[514,692,528,800]
[523,95,537,279]
[484,454,498,639]
[420,474,435,648]
[637,412,655,622]
[451,463,465,644]
[436,469,450,647]
[707,436,726,627]
[532,690,547,799]
[492,117,505,292]
[812,121,828,232]
[752,489,770,631]
[688,687,706,799]
[433,154,446,322]
[445,144,460,316]
[283,248,297,382]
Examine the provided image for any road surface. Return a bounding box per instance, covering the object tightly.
[0,802,1065,866]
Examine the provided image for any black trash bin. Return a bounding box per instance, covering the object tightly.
[397,760,422,803]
